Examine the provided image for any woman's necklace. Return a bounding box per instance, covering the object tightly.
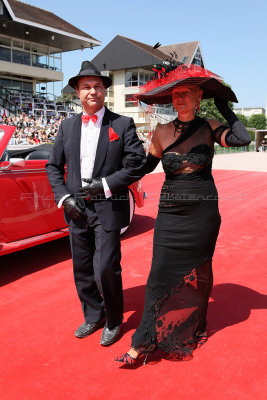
[173,117,196,137]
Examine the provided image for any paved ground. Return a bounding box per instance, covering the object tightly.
[2,170,266,400]
[152,151,267,173]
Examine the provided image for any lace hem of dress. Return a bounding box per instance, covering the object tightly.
[154,268,208,359]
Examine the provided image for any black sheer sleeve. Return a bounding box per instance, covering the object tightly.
[212,125,229,145]
[212,123,251,147]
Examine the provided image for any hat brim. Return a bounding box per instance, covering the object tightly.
[68,71,112,89]
[136,77,238,105]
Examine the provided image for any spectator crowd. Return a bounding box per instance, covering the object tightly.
[0,113,66,145]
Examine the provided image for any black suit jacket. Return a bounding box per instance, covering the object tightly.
[46,107,146,231]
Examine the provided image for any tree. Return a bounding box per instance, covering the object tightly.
[199,98,233,123]
[247,129,255,142]
[248,114,267,130]
[235,113,248,126]
[198,82,233,123]
[55,94,72,103]
[199,98,223,121]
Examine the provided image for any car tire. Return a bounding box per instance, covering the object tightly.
[120,190,135,235]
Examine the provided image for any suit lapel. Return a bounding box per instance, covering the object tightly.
[92,107,111,178]
[71,113,82,185]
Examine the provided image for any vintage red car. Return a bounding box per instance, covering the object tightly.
[0,125,145,256]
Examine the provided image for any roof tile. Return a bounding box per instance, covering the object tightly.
[8,0,98,41]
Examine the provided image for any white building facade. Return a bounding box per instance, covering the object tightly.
[234,107,266,118]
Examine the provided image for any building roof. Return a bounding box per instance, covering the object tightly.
[1,0,101,51]
[91,35,203,73]
[63,85,76,95]
[91,35,170,72]
[160,41,200,65]
[119,36,170,62]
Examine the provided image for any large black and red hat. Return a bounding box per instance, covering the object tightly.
[68,60,112,89]
[135,64,238,105]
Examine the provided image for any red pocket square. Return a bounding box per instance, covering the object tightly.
[109,127,119,141]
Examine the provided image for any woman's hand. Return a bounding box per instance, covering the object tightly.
[214,98,237,126]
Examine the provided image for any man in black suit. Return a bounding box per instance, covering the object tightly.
[46,61,146,345]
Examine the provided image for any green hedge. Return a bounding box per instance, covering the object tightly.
[214,143,255,154]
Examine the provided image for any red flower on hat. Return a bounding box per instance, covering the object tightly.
[109,127,119,141]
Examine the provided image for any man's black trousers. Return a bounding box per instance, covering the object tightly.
[68,205,123,330]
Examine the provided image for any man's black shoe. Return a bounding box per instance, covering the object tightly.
[100,324,121,346]
[74,318,106,338]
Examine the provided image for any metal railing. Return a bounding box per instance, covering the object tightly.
[1,87,82,119]
[119,106,177,126]
[9,88,81,111]
[0,85,19,116]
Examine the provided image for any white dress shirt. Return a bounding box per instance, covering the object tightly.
[58,106,111,208]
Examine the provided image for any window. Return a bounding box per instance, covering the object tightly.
[0,47,11,62]
[195,47,201,59]
[0,78,33,95]
[0,36,11,47]
[31,45,48,55]
[13,40,24,49]
[125,70,154,87]
[125,94,138,108]
[125,71,138,87]
[193,59,201,66]
[31,45,50,69]
[32,54,48,69]
[139,72,145,86]
[192,47,203,66]
[0,78,11,88]
[0,1,3,15]
[13,50,31,65]
[11,80,23,91]
[49,54,61,71]
[0,37,62,71]
[182,56,188,63]
[22,81,33,93]
[24,42,31,51]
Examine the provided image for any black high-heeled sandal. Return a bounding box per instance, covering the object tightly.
[114,352,149,365]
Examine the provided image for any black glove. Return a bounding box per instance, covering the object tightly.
[62,195,87,222]
[123,152,144,168]
[123,152,160,174]
[79,178,104,198]
[214,98,251,147]
[214,98,237,126]
[145,153,161,173]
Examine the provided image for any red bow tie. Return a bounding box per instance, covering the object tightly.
[82,114,98,124]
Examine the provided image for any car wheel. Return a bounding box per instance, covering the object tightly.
[120,190,135,235]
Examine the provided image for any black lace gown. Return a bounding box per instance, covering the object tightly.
[131,117,222,359]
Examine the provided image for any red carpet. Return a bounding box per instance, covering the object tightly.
[0,170,267,400]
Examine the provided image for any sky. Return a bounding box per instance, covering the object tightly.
[23,0,266,109]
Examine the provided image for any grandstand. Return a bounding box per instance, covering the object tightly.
[8,91,81,119]
[0,0,101,118]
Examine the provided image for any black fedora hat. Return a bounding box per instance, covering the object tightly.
[68,61,112,89]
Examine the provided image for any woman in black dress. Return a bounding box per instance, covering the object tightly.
[115,65,251,364]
